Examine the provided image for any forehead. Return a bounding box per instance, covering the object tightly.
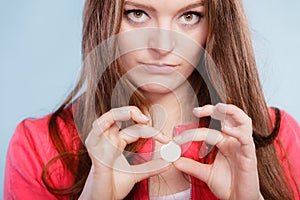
[123,0,205,12]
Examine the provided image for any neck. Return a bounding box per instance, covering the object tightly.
[143,82,199,137]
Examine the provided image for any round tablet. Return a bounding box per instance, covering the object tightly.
[160,141,181,162]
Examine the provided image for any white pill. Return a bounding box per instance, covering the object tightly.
[160,141,181,162]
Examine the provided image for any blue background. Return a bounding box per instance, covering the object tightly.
[0,0,299,197]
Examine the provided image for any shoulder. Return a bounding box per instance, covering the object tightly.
[273,109,300,164]
[275,109,300,150]
[275,109,300,173]
[10,107,81,154]
[4,110,79,199]
[7,107,81,166]
[271,108,300,197]
[5,114,55,198]
[9,114,54,161]
[269,108,300,156]
[6,112,74,176]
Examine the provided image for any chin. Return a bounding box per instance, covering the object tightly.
[139,83,174,95]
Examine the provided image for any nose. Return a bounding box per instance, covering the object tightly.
[148,28,176,56]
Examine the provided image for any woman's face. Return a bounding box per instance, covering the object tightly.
[118,0,208,94]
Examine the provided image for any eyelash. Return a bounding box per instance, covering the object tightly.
[180,11,203,25]
[124,9,149,25]
[123,9,203,26]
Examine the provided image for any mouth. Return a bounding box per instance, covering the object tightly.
[142,63,178,74]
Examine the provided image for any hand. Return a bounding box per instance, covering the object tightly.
[173,103,263,200]
[79,106,171,200]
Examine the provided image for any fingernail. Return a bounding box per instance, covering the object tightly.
[193,107,204,112]
[140,113,149,121]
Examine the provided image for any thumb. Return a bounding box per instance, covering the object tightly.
[173,157,211,183]
[130,159,171,183]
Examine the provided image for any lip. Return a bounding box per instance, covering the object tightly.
[142,63,177,74]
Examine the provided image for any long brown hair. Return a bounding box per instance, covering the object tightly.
[43,0,299,199]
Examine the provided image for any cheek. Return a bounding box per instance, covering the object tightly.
[179,63,196,80]
[190,28,207,48]
[178,28,208,79]
[187,19,208,47]
[117,25,151,72]
[117,24,143,72]
[117,34,137,62]
[118,23,137,66]
[118,53,138,72]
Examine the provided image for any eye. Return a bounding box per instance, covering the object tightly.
[125,9,149,23]
[179,12,202,25]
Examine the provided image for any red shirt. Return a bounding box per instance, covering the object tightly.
[4,109,300,199]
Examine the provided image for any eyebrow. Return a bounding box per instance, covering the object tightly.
[177,2,205,13]
[123,1,204,13]
[124,1,156,12]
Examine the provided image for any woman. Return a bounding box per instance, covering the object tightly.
[4,0,300,199]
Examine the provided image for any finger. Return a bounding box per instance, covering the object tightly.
[86,122,119,147]
[193,103,252,142]
[130,159,171,183]
[87,135,125,167]
[173,157,211,183]
[173,128,223,146]
[119,125,170,144]
[174,126,253,151]
[193,105,229,125]
[94,106,149,128]
[111,106,149,122]
[91,106,149,137]
[193,104,214,118]
[105,123,122,137]
[216,103,252,125]
[193,103,252,126]
[221,124,254,146]
[174,123,253,148]
[193,104,251,126]
[215,104,253,144]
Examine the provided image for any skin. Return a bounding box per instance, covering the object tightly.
[80,0,264,199]
[174,104,263,200]
[118,0,207,96]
